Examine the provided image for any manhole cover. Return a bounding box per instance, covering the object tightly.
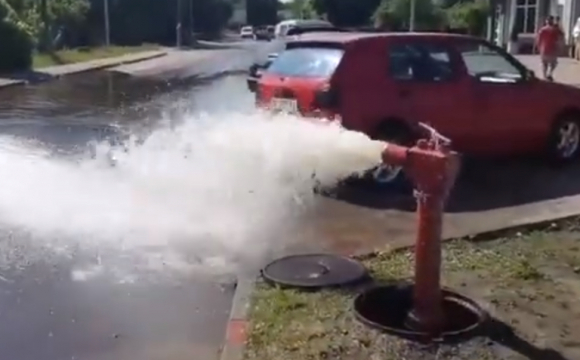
[353,283,488,342]
[261,253,368,289]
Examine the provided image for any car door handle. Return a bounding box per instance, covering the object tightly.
[398,90,411,98]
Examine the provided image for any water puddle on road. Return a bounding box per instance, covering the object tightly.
[0,79,386,283]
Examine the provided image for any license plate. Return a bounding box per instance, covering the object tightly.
[270,98,299,114]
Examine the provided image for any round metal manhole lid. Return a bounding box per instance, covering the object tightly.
[261,253,368,289]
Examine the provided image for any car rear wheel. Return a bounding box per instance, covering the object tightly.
[362,123,414,191]
[548,115,580,162]
[371,163,404,185]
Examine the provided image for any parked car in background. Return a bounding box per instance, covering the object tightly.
[240,26,254,39]
[285,25,350,36]
[249,32,580,188]
[254,26,272,41]
[274,19,333,39]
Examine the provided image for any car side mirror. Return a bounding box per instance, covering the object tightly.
[526,69,537,82]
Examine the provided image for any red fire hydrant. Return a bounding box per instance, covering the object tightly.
[381,125,461,336]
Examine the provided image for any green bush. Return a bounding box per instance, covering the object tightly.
[0,0,34,72]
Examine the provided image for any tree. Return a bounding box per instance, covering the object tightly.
[79,0,233,46]
[445,0,489,36]
[5,0,41,41]
[49,0,90,47]
[5,0,90,48]
[48,0,90,27]
[288,0,316,19]
[437,0,462,9]
[4,0,235,50]
[247,0,277,26]
[193,0,234,34]
[0,0,34,71]
[311,0,381,27]
[373,0,445,31]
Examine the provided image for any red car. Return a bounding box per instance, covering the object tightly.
[250,32,580,186]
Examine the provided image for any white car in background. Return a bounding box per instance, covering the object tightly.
[274,19,333,39]
[240,26,255,39]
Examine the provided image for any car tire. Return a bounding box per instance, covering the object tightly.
[547,115,580,163]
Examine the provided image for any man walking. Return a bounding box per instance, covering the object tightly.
[536,16,564,81]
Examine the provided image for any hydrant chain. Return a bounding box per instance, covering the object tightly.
[413,189,430,202]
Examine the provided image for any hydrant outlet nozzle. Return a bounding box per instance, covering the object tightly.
[381,143,408,168]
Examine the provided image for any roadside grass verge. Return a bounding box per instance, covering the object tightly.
[33,45,161,68]
[245,219,580,360]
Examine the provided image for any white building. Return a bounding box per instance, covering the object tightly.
[492,0,573,52]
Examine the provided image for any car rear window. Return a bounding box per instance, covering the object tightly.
[266,47,344,78]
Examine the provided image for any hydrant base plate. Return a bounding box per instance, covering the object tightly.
[353,283,488,343]
[261,254,368,289]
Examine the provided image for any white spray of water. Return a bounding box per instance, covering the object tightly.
[0,109,385,282]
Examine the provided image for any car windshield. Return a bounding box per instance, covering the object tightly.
[457,42,522,81]
[266,47,343,78]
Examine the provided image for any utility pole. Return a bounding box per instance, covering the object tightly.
[40,0,50,51]
[176,0,182,48]
[409,0,416,32]
[189,0,194,44]
[104,0,110,46]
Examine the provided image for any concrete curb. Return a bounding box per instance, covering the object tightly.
[36,51,168,79]
[48,51,168,76]
[220,277,256,360]
[0,50,167,89]
[0,79,26,89]
[192,40,249,50]
[218,211,580,360]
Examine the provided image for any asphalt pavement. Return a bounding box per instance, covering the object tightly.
[0,258,235,360]
[0,44,267,360]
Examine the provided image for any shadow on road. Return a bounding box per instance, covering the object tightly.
[0,52,67,84]
[332,158,580,213]
[447,158,580,212]
[0,70,56,84]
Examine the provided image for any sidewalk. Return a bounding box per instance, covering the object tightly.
[109,48,254,81]
[0,50,167,89]
[516,54,580,85]
[110,49,239,78]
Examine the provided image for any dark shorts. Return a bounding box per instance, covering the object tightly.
[541,54,558,68]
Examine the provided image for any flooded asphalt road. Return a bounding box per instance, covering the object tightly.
[0,72,248,360]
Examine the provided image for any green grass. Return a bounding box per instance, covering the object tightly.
[245,220,580,360]
[32,45,160,69]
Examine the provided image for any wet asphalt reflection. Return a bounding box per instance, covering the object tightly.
[0,71,242,360]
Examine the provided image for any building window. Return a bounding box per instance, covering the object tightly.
[514,0,537,34]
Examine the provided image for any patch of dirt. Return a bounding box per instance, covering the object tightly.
[244,220,580,360]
